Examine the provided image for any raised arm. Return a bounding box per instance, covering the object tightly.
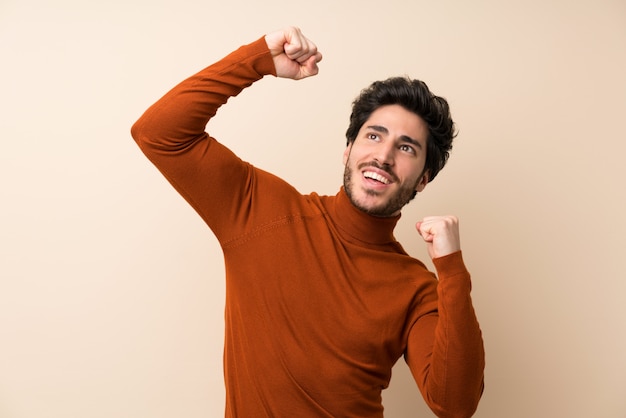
[130,28,322,241]
[407,217,485,417]
[131,26,321,165]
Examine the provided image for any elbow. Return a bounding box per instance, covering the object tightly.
[130,119,145,145]
[130,117,157,154]
[427,379,485,418]
[429,402,480,418]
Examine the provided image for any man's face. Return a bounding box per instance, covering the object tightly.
[343,104,429,217]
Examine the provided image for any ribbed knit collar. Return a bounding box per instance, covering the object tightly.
[329,187,400,245]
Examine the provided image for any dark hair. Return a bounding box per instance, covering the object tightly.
[345,76,457,182]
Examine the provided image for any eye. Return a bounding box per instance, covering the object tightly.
[367,133,380,141]
[399,144,415,154]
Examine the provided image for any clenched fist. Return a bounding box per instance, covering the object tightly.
[415,216,461,259]
[264,26,322,80]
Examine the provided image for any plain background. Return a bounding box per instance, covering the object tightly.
[1,0,625,417]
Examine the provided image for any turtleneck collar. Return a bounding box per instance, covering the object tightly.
[327,187,400,245]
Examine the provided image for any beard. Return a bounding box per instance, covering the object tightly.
[343,161,419,217]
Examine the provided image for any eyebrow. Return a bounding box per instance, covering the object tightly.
[366,125,423,149]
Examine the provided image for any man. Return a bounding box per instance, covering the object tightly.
[132,26,484,418]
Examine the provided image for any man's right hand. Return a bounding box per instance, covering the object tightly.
[264,26,322,80]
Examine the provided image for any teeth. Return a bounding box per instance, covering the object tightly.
[364,171,390,184]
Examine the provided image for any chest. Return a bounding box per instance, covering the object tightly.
[223,217,435,377]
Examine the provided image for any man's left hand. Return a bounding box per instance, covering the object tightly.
[415,216,461,259]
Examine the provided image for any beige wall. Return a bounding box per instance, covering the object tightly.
[1,0,625,417]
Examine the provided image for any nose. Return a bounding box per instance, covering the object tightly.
[374,141,395,166]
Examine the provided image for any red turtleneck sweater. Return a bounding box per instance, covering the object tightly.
[132,36,484,418]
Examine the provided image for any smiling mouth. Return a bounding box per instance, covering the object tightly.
[363,170,391,185]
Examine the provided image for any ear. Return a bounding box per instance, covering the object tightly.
[415,170,429,193]
[343,143,353,165]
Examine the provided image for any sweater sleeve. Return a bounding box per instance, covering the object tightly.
[405,251,485,418]
[130,37,284,241]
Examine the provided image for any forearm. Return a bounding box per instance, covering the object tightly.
[131,36,276,154]
[408,252,485,417]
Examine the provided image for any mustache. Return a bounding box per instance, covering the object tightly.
[357,161,398,183]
